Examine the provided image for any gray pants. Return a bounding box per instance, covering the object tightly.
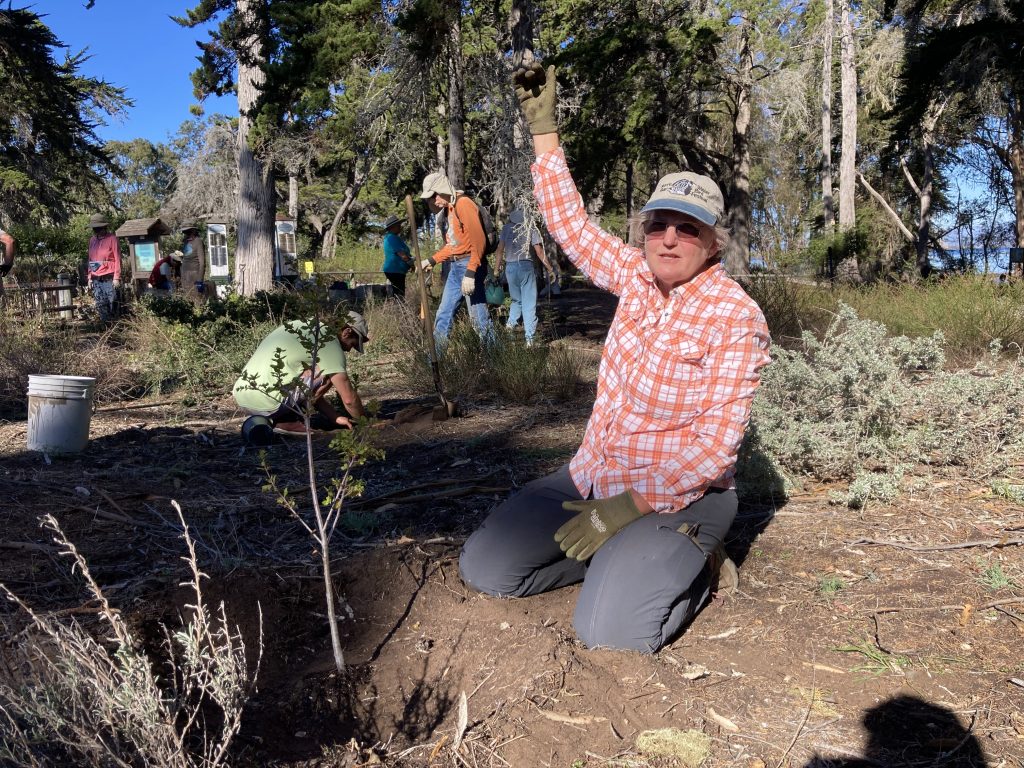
[459,465,737,653]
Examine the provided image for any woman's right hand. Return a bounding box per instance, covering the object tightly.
[512,62,558,136]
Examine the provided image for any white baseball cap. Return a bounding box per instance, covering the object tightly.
[420,171,455,199]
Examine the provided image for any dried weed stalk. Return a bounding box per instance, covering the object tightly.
[0,504,261,768]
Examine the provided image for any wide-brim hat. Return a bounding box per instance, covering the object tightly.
[420,171,455,199]
[382,215,402,230]
[346,311,369,355]
[640,171,725,226]
[89,213,110,228]
[170,250,184,263]
[179,221,199,233]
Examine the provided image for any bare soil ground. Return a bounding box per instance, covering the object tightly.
[1,285,1022,768]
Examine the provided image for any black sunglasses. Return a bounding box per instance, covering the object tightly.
[643,219,703,237]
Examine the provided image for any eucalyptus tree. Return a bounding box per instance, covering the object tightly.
[0,6,127,224]
[893,0,1024,250]
[713,0,801,274]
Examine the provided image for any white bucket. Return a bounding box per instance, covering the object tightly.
[26,375,96,454]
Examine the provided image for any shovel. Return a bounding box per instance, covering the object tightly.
[404,195,454,420]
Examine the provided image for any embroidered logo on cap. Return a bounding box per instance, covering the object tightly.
[669,179,694,196]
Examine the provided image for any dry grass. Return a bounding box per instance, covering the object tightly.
[0,505,260,768]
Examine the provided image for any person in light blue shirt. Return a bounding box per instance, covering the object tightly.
[381,215,413,297]
[494,208,555,344]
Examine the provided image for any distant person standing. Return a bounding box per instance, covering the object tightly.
[0,225,15,298]
[87,213,121,322]
[148,250,182,294]
[380,215,413,297]
[494,207,555,345]
[418,171,493,342]
[179,223,207,300]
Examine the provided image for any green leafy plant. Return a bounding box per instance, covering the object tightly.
[818,574,847,600]
[977,561,1016,591]
[830,467,906,509]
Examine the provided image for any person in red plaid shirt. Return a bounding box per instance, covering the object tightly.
[459,62,772,652]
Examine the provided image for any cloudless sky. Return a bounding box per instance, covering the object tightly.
[27,0,236,145]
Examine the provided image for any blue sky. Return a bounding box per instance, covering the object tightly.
[27,0,236,144]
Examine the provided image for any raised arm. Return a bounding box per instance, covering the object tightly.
[514,63,638,295]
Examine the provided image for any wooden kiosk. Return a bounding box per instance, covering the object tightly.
[115,218,171,296]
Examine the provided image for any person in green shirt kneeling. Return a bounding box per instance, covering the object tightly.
[233,311,370,435]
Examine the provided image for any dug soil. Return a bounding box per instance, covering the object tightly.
[1,284,1022,767]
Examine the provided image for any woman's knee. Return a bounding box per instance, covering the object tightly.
[572,517,712,652]
[459,523,526,596]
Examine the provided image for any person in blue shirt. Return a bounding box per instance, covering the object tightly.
[381,215,413,297]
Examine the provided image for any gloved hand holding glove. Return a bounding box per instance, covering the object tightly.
[460,272,476,296]
[420,258,433,272]
[512,62,558,136]
[555,491,643,561]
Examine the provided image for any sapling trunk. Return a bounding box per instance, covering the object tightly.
[306,437,345,673]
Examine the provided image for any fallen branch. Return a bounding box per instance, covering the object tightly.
[536,710,606,725]
[776,667,816,768]
[347,485,509,509]
[93,400,177,414]
[869,597,1024,614]
[350,473,500,507]
[0,541,57,554]
[847,536,1024,552]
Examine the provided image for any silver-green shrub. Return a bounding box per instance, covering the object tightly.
[739,304,1024,505]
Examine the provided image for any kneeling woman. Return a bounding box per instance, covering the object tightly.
[459,63,772,652]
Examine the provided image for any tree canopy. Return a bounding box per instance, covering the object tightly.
[0,6,128,225]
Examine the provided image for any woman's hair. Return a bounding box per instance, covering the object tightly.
[628,211,731,256]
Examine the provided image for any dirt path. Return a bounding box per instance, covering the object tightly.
[1,286,1022,767]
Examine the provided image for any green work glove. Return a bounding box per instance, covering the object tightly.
[512,62,558,136]
[555,492,643,561]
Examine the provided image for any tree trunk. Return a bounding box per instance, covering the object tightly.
[510,0,536,67]
[625,159,634,225]
[436,95,447,171]
[821,0,834,232]
[233,0,276,296]
[915,119,936,276]
[723,15,752,275]
[446,11,466,191]
[320,155,373,260]
[288,172,298,219]
[838,0,857,233]
[1009,91,1024,249]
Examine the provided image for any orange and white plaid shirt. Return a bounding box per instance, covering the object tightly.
[533,148,771,513]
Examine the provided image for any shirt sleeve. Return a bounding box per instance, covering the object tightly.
[432,196,486,273]
[110,237,122,278]
[637,310,772,511]
[532,147,638,296]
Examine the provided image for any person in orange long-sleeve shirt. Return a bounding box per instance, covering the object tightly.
[418,172,494,342]
[459,63,772,653]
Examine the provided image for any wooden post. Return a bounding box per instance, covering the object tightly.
[405,195,448,411]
